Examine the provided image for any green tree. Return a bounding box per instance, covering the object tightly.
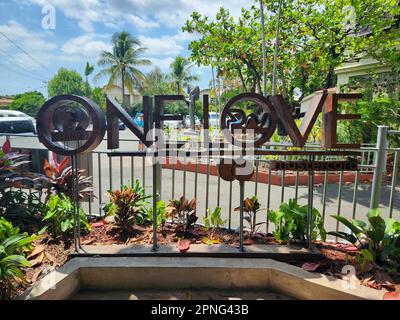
[48,68,85,97]
[170,56,199,94]
[9,91,45,117]
[92,87,106,112]
[183,7,265,93]
[84,62,94,96]
[142,67,174,96]
[95,31,151,106]
[183,1,400,103]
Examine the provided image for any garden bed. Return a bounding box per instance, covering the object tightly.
[13,223,400,300]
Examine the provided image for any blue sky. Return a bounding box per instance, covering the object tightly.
[0,0,252,97]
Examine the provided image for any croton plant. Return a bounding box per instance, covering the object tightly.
[43,152,93,202]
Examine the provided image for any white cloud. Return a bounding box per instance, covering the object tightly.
[25,0,252,32]
[27,0,104,32]
[139,35,184,56]
[0,20,57,73]
[61,34,112,61]
[145,56,175,72]
[107,0,253,29]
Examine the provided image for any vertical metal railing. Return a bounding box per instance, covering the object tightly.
[2,131,399,234]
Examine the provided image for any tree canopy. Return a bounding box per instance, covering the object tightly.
[183,0,400,103]
[95,31,151,105]
[48,68,85,97]
[9,91,45,117]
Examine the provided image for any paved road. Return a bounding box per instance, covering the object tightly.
[3,131,400,236]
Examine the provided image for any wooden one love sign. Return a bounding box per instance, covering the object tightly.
[106,91,362,150]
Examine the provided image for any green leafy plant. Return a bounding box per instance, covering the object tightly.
[0,217,35,300]
[0,190,45,233]
[202,207,225,245]
[235,196,265,238]
[104,180,151,234]
[268,199,326,243]
[42,194,90,239]
[166,196,197,231]
[328,209,400,269]
[147,200,167,232]
[204,207,225,229]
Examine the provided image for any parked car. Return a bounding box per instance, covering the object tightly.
[208,112,219,127]
[163,114,183,129]
[184,115,201,128]
[0,117,36,134]
[118,120,126,130]
[0,110,36,134]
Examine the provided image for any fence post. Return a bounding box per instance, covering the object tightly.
[370,126,388,209]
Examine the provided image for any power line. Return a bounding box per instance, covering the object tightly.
[0,30,53,76]
[0,59,47,83]
[0,49,49,82]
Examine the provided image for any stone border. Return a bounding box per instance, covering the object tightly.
[19,257,384,300]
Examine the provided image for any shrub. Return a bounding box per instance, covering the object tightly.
[202,207,225,245]
[268,199,326,243]
[328,209,400,270]
[0,190,45,233]
[166,196,197,231]
[0,218,35,300]
[104,181,150,234]
[204,207,225,230]
[42,194,90,239]
[43,156,93,202]
[234,196,265,238]
[9,91,45,118]
[147,200,167,231]
[0,140,45,194]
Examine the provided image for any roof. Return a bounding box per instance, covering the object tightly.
[0,98,13,106]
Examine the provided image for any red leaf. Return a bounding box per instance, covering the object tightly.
[91,221,105,228]
[383,291,400,300]
[51,151,59,168]
[302,262,321,272]
[2,140,11,153]
[178,239,191,253]
[57,157,69,174]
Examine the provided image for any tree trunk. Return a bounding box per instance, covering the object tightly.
[324,64,335,89]
[121,68,126,107]
[237,66,248,92]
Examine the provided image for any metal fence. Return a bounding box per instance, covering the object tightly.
[2,125,399,237]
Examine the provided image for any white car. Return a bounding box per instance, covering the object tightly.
[163,114,184,129]
[0,110,36,134]
[208,112,219,127]
[184,115,201,128]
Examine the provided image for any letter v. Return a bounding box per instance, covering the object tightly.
[268,91,327,147]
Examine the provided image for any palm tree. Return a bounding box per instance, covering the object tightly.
[84,62,94,82]
[170,56,199,95]
[84,62,94,96]
[95,31,151,106]
[142,67,173,96]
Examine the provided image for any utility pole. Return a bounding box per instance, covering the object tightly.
[259,0,267,96]
[272,0,283,95]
